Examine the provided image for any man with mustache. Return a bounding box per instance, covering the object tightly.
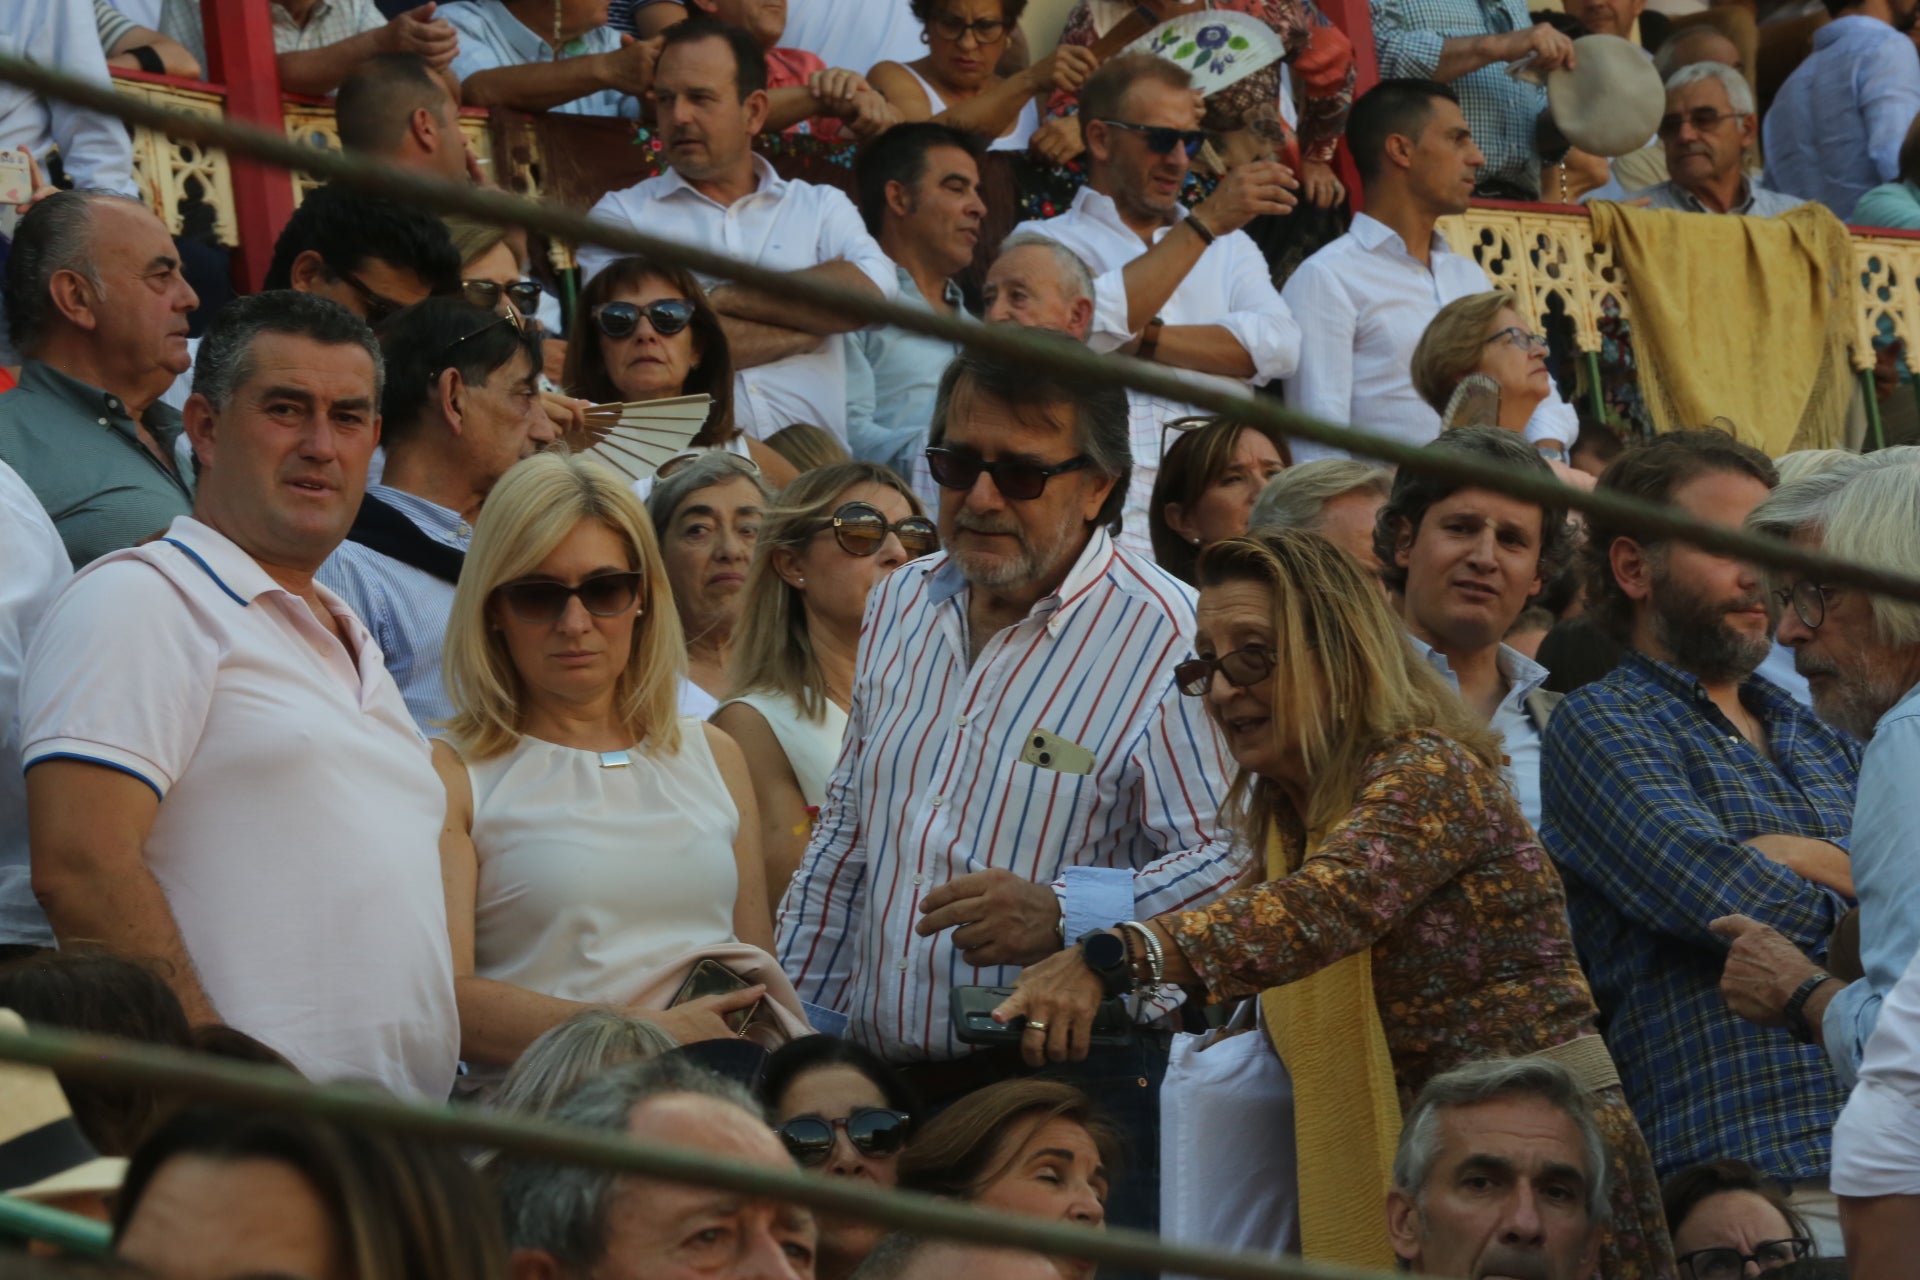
[1386,1058,1607,1280]
[1765,0,1920,218]
[1710,457,1920,1094]
[778,347,1239,1254]
[0,192,198,567]
[1540,430,1860,1252]
[18,290,460,1101]
[1628,64,1803,215]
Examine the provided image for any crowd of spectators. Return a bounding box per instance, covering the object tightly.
[11,0,1920,1277]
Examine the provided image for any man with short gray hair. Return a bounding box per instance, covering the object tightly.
[1714,454,1920,1089]
[0,190,198,566]
[20,289,459,1100]
[1629,63,1804,216]
[779,346,1240,1244]
[1386,1057,1609,1280]
[495,1056,816,1280]
[1249,458,1393,576]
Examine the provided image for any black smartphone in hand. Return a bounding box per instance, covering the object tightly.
[950,985,1135,1048]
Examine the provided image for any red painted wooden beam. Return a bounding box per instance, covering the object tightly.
[200,0,292,292]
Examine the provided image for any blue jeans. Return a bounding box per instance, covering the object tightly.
[1041,1034,1169,1280]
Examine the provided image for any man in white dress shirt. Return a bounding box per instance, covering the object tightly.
[1281,79,1579,464]
[2,0,138,200]
[1008,54,1301,561]
[0,459,69,947]
[579,18,897,443]
[20,290,459,1100]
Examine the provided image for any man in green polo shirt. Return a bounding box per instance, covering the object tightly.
[0,191,198,566]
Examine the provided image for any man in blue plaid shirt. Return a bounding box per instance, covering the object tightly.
[1541,431,1859,1251]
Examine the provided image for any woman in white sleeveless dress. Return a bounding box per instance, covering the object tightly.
[867,0,1097,155]
[433,452,783,1082]
[712,463,939,908]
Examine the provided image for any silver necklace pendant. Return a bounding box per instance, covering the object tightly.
[599,749,632,769]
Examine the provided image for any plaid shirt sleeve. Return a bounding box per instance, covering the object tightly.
[1542,688,1850,953]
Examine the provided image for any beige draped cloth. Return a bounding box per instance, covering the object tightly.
[1589,200,1857,455]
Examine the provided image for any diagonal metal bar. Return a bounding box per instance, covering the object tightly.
[4,52,1919,602]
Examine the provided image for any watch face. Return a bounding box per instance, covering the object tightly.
[1082,931,1127,972]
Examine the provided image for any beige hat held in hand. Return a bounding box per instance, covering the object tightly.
[1512,34,1665,158]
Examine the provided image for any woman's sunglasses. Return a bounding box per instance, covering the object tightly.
[1174,644,1278,697]
[777,1108,911,1166]
[592,299,696,340]
[924,446,1091,501]
[463,278,544,315]
[818,502,939,559]
[495,570,644,624]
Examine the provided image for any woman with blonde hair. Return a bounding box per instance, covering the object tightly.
[996,529,1674,1277]
[433,452,800,1091]
[714,462,937,903]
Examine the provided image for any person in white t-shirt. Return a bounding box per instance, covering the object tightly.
[19,290,460,1100]
[579,18,898,443]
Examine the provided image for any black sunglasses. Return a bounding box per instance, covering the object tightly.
[1175,644,1278,697]
[777,1108,911,1166]
[817,501,939,559]
[495,570,644,623]
[924,447,1092,501]
[463,278,544,315]
[1096,118,1205,158]
[338,268,408,327]
[427,308,530,377]
[592,298,696,340]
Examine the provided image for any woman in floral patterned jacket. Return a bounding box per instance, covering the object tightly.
[998,529,1676,1279]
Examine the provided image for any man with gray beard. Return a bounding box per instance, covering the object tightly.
[1711,452,1920,1091]
[1540,430,1860,1251]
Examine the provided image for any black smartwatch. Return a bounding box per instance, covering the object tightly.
[1077,930,1130,1000]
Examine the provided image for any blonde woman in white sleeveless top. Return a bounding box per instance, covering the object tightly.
[433,452,780,1080]
[713,462,940,909]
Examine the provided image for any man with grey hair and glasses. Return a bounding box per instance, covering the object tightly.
[778,346,1239,1249]
[494,1055,816,1280]
[1629,63,1804,216]
[1249,458,1394,578]
[1387,1057,1609,1280]
[0,190,198,567]
[1714,453,1920,1090]
[18,290,458,1100]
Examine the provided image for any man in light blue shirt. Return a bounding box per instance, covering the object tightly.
[1713,455,1920,1085]
[1763,0,1920,219]
[844,122,984,483]
[318,297,555,728]
[1373,427,1572,830]
[440,0,653,117]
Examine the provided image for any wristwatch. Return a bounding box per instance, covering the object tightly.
[1783,971,1836,1044]
[1077,930,1131,1000]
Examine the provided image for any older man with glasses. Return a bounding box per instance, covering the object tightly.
[1628,63,1804,215]
[777,346,1241,1264]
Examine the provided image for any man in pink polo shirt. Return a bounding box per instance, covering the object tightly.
[20,290,459,1100]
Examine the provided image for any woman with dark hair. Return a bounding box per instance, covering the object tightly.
[1663,1160,1817,1278]
[898,1079,1115,1279]
[562,254,798,488]
[114,1103,510,1280]
[1148,417,1290,583]
[761,1036,924,1280]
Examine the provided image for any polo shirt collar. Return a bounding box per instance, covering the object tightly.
[658,153,786,208]
[928,527,1117,635]
[20,360,184,449]
[1349,212,1452,263]
[160,515,297,607]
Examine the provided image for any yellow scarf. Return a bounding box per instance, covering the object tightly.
[1258,827,1402,1269]
[1587,200,1856,456]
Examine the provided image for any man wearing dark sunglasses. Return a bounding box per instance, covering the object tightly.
[1006,53,1302,562]
[1628,63,1803,217]
[318,298,555,729]
[780,346,1240,1249]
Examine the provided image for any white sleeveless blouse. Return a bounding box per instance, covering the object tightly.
[465,718,740,1007]
[901,63,1040,152]
[714,691,850,809]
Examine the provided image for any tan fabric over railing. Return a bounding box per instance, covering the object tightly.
[1589,200,1856,455]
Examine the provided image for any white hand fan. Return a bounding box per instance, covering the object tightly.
[1120,10,1284,98]
[580,393,713,480]
[1440,374,1503,432]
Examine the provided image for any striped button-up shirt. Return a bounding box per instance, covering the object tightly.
[776,529,1244,1062]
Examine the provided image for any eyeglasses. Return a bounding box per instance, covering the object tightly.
[1095,119,1206,158]
[1675,1237,1811,1280]
[1657,107,1747,138]
[1174,644,1278,697]
[928,13,1007,43]
[925,447,1092,501]
[592,298,696,340]
[1773,579,1837,630]
[463,278,544,315]
[816,501,940,559]
[777,1108,912,1166]
[1485,326,1549,354]
[427,307,528,377]
[494,570,644,623]
[338,268,409,327]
